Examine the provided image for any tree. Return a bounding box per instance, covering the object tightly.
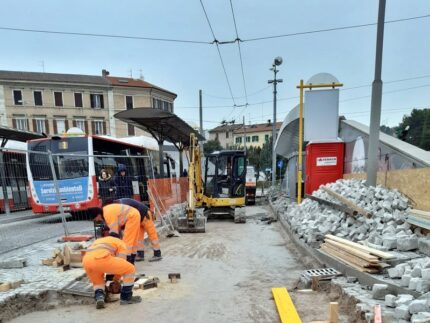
[380,125,395,136]
[396,108,430,151]
[203,139,223,155]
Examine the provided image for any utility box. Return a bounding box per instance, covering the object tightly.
[305,141,345,195]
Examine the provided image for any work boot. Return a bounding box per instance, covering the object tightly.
[120,285,142,305]
[149,249,162,262]
[135,250,145,262]
[94,289,105,309]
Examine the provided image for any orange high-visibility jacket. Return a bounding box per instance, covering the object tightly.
[84,236,128,259]
[102,203,141,234]
[102,203,141,256]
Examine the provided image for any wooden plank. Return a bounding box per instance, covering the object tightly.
[321,187,372,218]
[321,245,377,270]
[325,235,394,259]
[63,244,72,266]
[410,209,430,218]
[306,194,357,217]
[329,302,339,323]
[322,244,380,268]
[272,287,302,323]
[374,304,382,323]
[320,246,378,273]
[324,240,379,262]
[0,282,11,292]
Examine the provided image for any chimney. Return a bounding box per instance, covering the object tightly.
[102,69,110,77]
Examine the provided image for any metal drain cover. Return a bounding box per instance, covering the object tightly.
[302,268,341,279]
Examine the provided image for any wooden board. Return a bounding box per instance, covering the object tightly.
[305,194,358,217]
[63,244,72,266]
[324,239,379,262]
[321,187,372,218]
[321,245,379,270]
[325,235,394,259]
[329,302,339,323]
[320,247,379,273]
[322,244,380,268]
[272,287,302,323]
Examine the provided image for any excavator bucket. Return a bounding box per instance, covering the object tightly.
[176,208,206,233]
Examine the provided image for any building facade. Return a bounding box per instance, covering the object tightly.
[232,122,282,148]
[207,123,243,148]
[0,70,176,138]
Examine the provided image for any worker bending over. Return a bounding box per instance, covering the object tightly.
[89,203,141,264]
[114,198,162,262]
[83,235,141,309]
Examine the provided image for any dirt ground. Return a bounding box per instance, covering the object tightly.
[11,204,347,323]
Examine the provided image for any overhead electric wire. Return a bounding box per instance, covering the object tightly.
[0,26,212,44]
[203,86,270,100]
[241,14,430,42]
[229,0,248,107]
[199,0,237,106]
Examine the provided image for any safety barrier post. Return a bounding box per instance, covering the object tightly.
[47,150,69,236]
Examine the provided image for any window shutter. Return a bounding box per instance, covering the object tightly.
[84,120,89,134]
[103,121,107,135]
[65,119,69,130]
[26,119,29,131]
[45,120,49,134]
[72,119,76,127]
[12,119,17,129]
[32,119,37,132]
[100,95,104,109]
[91,121,95,135]
[53,120,58,134]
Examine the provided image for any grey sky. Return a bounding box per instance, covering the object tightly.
[0,0,429,129]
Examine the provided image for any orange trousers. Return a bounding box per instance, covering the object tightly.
[137,218,160,252]
[83,254,135,290]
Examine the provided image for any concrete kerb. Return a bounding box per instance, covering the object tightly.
[268,201,420,298]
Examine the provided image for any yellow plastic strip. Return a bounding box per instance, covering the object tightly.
[272,287,302,323]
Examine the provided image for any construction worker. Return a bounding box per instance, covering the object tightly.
[88,203,141,264]
[82,235,141,309]
[114,198,162,262]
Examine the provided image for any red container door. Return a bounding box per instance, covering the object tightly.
[305,142,345,195]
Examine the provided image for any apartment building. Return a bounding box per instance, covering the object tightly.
[207,123,243,148]
[233,121,282,148]
[0,69,176,137]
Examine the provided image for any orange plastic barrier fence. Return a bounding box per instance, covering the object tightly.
[148,177,188,216]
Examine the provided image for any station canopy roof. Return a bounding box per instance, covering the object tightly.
[0,125,46,145]
[114,108,204,148]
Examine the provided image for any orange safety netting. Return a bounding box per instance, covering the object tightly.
[148,177,188,216]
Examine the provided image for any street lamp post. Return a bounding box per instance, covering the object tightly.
[268,57,283,187]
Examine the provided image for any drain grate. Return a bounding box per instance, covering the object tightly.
[302,268,341,279]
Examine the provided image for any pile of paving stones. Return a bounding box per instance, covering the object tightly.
[272,179,430,254]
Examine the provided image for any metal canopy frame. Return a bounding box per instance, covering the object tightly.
[114,108,204,177]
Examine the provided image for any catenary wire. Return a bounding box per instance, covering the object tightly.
[199,0,237,107]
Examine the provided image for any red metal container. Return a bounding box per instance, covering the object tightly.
[305,141,345,195]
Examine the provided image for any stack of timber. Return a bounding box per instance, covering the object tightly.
[407,209,430,231]
[320,235,394,273]
[42,244,84,270]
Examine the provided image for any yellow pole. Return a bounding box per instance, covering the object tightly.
[297,80,304,204]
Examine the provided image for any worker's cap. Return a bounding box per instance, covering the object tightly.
[87,207,103,220]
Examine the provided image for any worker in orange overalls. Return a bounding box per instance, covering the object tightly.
[82,235,141,309]
[114,198,162,262]
[89,203,141,264]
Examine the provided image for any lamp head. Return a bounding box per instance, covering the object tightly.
[274,56,283,66]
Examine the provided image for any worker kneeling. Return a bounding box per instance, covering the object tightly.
[114,198,162,262]
[83,235,142,309]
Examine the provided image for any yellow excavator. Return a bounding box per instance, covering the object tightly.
[177,133,247,233]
